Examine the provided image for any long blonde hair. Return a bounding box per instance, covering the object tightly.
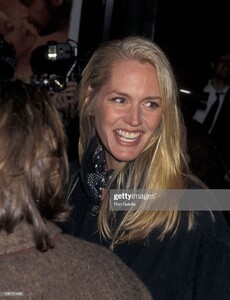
[78,36,198,248]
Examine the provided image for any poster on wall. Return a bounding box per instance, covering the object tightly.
[0,0,73,83]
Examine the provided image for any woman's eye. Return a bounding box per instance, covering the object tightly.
[144,101,159,108]
[112,98,126,104]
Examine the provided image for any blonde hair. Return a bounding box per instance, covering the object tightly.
[78,36,198,248]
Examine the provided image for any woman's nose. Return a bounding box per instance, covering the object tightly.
[124,105,142,127]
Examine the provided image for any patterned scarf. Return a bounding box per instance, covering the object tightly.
[87,145,114,200]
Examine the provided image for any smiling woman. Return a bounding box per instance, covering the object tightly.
[60,36,230,299]
[93,60,162,169]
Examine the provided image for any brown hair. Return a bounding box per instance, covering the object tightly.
[0,80,69,251]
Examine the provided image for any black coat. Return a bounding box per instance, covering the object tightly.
[210,88,230,169]
[60,141,230,299]
[182,88,230,185]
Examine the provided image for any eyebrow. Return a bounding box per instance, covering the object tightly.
[111,90,162,101]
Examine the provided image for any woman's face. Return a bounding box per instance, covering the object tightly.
[93,60,162,170]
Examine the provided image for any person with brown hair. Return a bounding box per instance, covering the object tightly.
[0,80,152,300]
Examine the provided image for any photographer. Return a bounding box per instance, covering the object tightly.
[30,41,80,162]
[49,76,78,118]
[49,77,79,162]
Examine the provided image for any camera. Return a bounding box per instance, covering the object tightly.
[30,40,78,92]
[0,34,16,80]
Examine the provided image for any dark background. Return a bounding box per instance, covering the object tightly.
[154,0,230,91]
[77,0,230,92]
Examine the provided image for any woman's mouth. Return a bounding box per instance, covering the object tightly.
[116,129,141,142]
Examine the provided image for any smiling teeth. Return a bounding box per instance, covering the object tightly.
[117,130,141,140]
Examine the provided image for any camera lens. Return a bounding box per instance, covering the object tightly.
[49,75,66,92]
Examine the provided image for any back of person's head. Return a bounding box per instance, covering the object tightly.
[0,79,68,251]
